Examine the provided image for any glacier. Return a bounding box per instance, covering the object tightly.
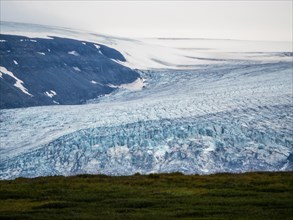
[1,105,292,180]
[1,61,292,179]
[0,22,292,179]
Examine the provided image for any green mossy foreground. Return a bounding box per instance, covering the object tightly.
[0,172,292,220]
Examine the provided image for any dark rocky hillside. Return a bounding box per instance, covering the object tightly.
[0,34,139,109]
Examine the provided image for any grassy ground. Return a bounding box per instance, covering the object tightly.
[0,172,292,220]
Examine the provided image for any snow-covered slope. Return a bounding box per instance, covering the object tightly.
[1,21,292,70]
[0,22,292,179]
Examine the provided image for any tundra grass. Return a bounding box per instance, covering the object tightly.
[0,172,292,219]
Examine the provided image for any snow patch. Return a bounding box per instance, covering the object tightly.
[30,39,37,42]
[108,78,146,91]
[73,67,81,72]
[120,78,146,91]
[91,80,97,84]
[94,44,100,49]
[68,51,79,56]
[82,42,86,45]
[44,90,57,98]
[37,52,45,56]
[0,66,33,96]
[13,60,18,65]
[0,40,6,42]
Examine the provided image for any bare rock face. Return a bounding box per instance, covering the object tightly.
[0,34,139,108]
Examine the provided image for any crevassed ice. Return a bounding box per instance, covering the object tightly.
[0,61,292,179]
[0,105,292,179]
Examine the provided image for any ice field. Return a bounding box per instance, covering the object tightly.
[0,22,292,179]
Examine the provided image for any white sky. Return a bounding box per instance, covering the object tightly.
[1,1,292,41]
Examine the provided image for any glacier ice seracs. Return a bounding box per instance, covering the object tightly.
[1,61,292,179]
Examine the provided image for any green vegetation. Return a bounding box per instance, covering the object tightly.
[0,172,292,220]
